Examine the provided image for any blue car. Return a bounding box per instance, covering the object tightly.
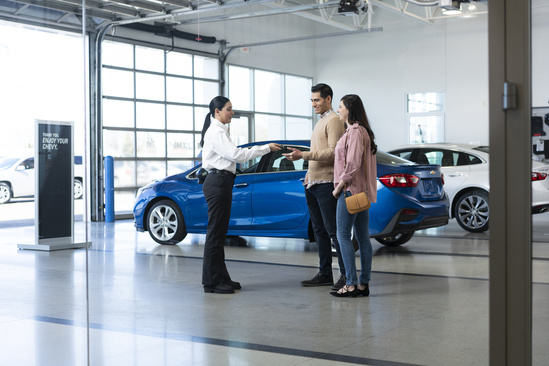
[133,140,449,247]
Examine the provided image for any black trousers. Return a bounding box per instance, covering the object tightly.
[202,172,235,286]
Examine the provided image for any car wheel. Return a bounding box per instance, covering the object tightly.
[454,190,489,232]
[74,179,83,200]
[375,232,415,247]
[147,200,187,245]
[0,183,12,204]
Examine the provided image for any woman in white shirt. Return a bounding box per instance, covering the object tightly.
[200,96,281,294]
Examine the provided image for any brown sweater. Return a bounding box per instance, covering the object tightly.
[302,110,346,182]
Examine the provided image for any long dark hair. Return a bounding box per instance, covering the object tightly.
[200,96,231,147]
[340,94,377,154]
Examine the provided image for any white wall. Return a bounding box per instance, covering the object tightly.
[313,14,489,151]
[115,4,549,151]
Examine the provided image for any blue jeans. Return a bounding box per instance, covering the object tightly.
[305,183,345,277]
[336,192,373,285]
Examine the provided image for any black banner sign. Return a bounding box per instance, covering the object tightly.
[37,121,72,240]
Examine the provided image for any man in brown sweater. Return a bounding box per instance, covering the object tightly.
[283,83,347,289]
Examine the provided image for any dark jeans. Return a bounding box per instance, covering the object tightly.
[305,183,345,277]
[202,172,235,286]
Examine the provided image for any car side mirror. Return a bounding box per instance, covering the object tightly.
[15,165,26,171]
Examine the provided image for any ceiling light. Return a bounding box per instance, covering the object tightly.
[443,8,462,15]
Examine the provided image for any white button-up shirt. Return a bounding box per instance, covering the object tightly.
[202,118,271,174]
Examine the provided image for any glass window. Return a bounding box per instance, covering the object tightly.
[467,154,483,165]
[285,75,311,116]
[407,92,445,144]
[114,191,137,213]
[136,72,164,101]
[407,92,445,113]
[166,76,192,103]
[101,44,221,215]
[255,114,284,141]
[194,80,219,105]
[103,130,135,157]
[113,160,136,187]
[166,52,192,76]
[194,132,201,155]
[137,160,166,185]
[194,55,219,79]
[136,102,165,129]
[226,64,312,140]
[167,133,194,157]
[136,131,166,157]
[285,117,311,139]
[390,150,413,160]
[228,66,252,110]
[167,105,194,131]
[268,150,307,172]
[135,46,164,72]
[377,150,415,165]
[102,68,134,98]
[255,70,283,113]
[168,160,193,176]
[194,106,208,132]
[423,150,444,165]
[230,115,249,146]
[440,151,459,166]
[102,41,133,68]
[103,99,134,128]
[409,115,444,144]
[237,156,262,174]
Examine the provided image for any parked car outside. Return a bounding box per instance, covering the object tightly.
[133,140,449,247]
[388,143,549,232]
[0,156,84,204]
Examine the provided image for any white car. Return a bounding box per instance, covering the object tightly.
[0,156,84,204]
[388,143,549,232]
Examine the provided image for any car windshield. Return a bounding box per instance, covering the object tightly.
[0,158,19,170]
[473,146,489,154]
[377,151,415,165]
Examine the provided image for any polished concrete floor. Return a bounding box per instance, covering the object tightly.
[1,215,549,365]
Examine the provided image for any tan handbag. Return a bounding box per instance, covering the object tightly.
[345,191,371,214]
[343,129,371,214]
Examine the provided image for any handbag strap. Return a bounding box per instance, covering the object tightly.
[343,126,369,195]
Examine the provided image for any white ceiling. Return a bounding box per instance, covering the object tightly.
[0,0,488,35]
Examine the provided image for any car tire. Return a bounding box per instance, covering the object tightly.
[147,200,187,245]
[375,232,415,247]
[454,190,489,233]
[0,183,12,204]
[74,179,83,200]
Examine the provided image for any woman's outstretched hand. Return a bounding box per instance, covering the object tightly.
[269,143,282,151]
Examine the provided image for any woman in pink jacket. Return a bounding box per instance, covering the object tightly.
[331,94,377,298]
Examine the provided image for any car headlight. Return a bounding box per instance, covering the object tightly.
[136,182,155,197]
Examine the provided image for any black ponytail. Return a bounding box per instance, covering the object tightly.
[200,96,231,147]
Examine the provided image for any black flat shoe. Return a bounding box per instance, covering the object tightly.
[330,285,359,298]
[226,280,241,290]
[204,283,234,294]
[358,283,370,297]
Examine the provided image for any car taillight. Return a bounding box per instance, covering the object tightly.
[379,174,420,188]
[532,172,548,181]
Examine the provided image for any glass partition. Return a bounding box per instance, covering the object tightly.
[0,16,90,364]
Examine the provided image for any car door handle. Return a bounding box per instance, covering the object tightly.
[234,183,249,188]
[448,173,462,177]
